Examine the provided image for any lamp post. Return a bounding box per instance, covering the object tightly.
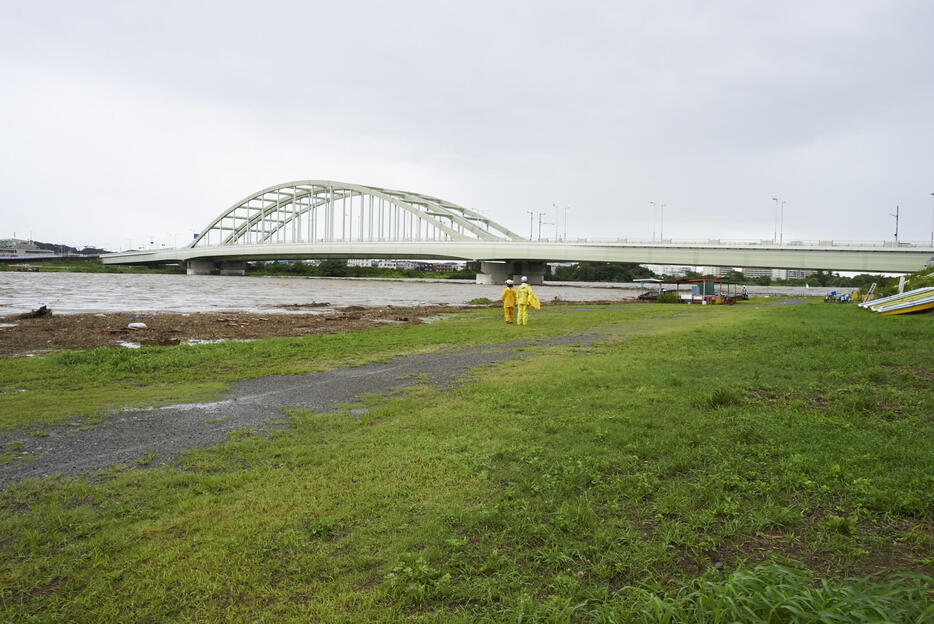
[563,205,570,240]
[537,212,552,241]
[660,204,666,241]
[649,201,656,242]
[889,205,899,244]
[552,203,559,240]
[772,197,779,243]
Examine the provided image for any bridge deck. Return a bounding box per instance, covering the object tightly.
[102,240,934,274]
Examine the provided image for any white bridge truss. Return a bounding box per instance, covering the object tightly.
[100,179,934,275]
[191,180,523,248]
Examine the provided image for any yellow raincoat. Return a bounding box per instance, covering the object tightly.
[501,285,516,323]
[516,282,535,325]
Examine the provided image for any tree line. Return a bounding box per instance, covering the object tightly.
[551,262,893,289]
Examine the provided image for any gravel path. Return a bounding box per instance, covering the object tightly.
[0,333,601,488]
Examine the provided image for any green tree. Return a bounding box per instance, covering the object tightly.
[317,259,348,277]
[552,262,654,282]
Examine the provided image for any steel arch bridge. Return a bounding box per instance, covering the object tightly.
[190,180,524,248]
[101,179,934,280]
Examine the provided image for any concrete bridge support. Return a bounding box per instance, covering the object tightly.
[185,260,246,276]
[219,261,246,276]
[186,260,215,276]
[474,261,547,285]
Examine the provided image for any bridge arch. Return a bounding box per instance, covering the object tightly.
[190,180,524,248]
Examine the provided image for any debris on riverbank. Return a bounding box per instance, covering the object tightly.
[15,305,52,319]
[0,305,473,357]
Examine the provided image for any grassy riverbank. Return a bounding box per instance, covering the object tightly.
[1,302,932,621]
[0,304,691,430]
[0,258,184,274]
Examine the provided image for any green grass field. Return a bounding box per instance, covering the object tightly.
[1,301,932,622]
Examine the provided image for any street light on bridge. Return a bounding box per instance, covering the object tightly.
[772,197,778,245]
[537,212,553,241]
[890,205,900,244]
[649,202,666,242]
[649,201,657,242]
[552,203,559,240]
[553,203,570,241]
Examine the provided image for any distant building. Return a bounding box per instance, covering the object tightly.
[785,269,815,280]
[344,259,462,272]
[701,266,736,278]
[0,239,54,256]
[424,261,463,272]
[376,259,418,270]
[742,267,772,279]
[647,265,693,277]
[768,269,815,280]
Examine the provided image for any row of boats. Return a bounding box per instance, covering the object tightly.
[858,286,934,315]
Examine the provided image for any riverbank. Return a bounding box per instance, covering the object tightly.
[0,305,473,358]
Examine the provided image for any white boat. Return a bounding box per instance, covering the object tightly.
[860,286,934,311]
[876,291,934,315]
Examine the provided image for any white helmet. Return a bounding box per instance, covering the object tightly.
[505,279,514,285]
[520,276,528,283]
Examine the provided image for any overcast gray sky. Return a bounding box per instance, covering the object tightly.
[2,1,933,250]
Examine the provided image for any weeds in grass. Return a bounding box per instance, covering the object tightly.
[823,513,859,535]
[135,449,157,466]
[631,562,934,623]
[696,386,742,409]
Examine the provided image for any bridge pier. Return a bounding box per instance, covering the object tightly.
[474,261,546,286]
[185,260,246,276]
[186,260,215,275]
[219,261,246,276]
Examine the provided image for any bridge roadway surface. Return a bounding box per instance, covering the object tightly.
[0,330,610,489]
[102,240,934,274]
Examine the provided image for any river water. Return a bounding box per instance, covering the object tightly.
[0,272,819,316]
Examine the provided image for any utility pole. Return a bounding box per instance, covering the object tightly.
[930,192,933,246]
[889,205,899,244]
[660,204,666,241]
[563,205,570,241]
[537,212,551,241]
[526,210,534,241]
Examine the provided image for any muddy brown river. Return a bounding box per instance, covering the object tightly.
[0,272,817,316]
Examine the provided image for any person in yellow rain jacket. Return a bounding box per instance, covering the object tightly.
[516,276,535,325]
[500,279,517,324]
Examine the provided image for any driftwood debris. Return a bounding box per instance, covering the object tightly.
[16,305,51,319]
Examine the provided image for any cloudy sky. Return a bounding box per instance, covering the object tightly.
[2,1,933,251]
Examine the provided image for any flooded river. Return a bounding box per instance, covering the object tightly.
[0,272,818,316]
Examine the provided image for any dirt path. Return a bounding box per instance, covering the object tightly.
[0,332,602,488]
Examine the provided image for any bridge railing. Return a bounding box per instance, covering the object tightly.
[515,238,931,248]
